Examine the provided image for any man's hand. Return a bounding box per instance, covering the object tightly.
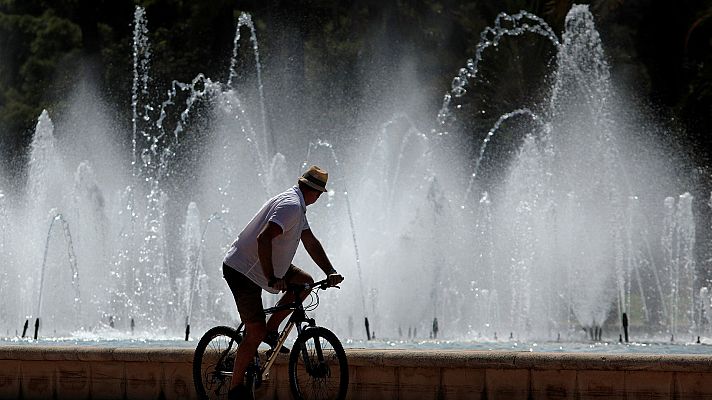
[327,273,344,287]
[269,277,288,292]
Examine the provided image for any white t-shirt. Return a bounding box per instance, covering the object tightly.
[223,186,310,294]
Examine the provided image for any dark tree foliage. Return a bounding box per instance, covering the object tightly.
[0,0,134,167]
[0,0,710,166]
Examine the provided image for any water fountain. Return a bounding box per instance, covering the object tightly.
[0,4,708,347]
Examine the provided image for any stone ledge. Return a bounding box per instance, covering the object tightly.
[2,347,712,372]
[345,349,712,372]
[2,346,712,400]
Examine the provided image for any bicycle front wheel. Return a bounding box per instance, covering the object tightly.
[193,325,243,400]
[289,327,349,400]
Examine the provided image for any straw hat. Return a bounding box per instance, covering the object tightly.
[298,165,328,192]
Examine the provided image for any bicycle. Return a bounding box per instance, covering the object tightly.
[193,278,348,400]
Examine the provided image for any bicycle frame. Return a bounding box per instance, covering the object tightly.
[252,280,326,382]
[194,278,343,400]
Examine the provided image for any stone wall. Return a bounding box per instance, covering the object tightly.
[1,346,712,399]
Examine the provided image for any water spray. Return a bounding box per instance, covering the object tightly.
[34,210,81,339]
[184,210,232,341]
[303,140,369,339]
[460,109,544,208]
[228,13,271,156]
[436,10,560,130]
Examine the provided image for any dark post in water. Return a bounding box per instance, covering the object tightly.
[622,312,629,343]
[21,319,29,338]
[34,318,39,340]
[185,316,190,341]
[364,317,371,340]
[22,319,30,338]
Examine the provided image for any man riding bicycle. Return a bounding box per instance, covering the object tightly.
[222,165,344,399]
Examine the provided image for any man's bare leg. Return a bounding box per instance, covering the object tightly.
[230,321,266,390]
[230,269,312,390]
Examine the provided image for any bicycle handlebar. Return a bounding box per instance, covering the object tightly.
[288,278,338,292]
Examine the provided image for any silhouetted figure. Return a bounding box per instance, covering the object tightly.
[619,334,623,343]
[494,332,498,340]
[432,318,439,339]
[557,332,561,342]
[130,318,135,335]
[509,332,513,340]
[221,166,344,398]
[697,336,701,344]
[109,316,115,329]
[671,334,674,342]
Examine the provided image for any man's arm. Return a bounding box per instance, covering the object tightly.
[257,221,285,290]
[301,229,344,285]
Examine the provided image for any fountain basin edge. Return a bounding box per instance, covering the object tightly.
[1,346,712,399]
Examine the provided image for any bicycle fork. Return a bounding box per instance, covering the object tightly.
[301,330,327,378]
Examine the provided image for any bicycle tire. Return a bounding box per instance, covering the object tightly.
[193,325,253,400]
[288,327,349,400]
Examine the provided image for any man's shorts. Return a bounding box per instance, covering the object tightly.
[222,263,305,324]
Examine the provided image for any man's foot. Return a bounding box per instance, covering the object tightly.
[227,383,251,400]
[263,331,290,353]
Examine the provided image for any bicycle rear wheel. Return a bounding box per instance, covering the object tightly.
[289,327,348,400]
[193,325,247,400]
